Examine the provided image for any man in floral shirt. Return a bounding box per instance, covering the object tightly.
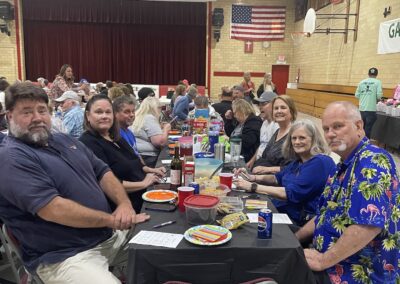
[296,101,399,284]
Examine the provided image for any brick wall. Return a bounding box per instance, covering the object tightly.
[208,0,295,100]
[0,0,24,82]
[292,0,400,89]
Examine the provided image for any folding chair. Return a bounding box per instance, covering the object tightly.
[0,224,43,284]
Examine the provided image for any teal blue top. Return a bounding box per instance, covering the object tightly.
[355,77,383,111]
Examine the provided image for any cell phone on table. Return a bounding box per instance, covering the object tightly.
[144,202,177,212]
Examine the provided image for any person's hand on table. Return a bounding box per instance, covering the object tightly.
[252,166,270,174]
[112,201,136,230]
[143,173,160,187]
[134,213,151,224]
[233,167,246,177]
[304,248,327,272]
[151,167,167,178]
[234,179,252,192]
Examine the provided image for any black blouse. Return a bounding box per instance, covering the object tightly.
[80,131,146,212]
[253,129,291,169]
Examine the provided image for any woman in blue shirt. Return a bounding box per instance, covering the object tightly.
[235,119,336,226]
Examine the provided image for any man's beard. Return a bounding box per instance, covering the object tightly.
[9,121,50,147]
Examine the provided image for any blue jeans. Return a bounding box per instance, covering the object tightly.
[361,111,377,139]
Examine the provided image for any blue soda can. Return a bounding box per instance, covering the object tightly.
[208,131,219,153]
[258,208,272,239]
[189,182,200,194]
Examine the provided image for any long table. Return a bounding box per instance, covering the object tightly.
[371,112,400,149]
[127,150,316,284]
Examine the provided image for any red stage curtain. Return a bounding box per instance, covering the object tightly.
[23,0,206,85]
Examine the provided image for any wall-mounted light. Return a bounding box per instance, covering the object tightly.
[383,6,391,18]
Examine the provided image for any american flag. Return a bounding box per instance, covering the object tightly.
[230,5,286,41]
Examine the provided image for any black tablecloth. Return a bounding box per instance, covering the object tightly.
[127,148,316,284]
[371,112,400,148]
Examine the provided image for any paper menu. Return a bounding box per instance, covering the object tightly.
[246,213,293,224]
[129,230,183,248]
[245,199,268,209]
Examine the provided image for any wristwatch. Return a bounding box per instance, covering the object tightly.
[250,183,258,193]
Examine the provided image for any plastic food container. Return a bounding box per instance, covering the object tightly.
[184,195,220,225]
[218,196,244,213]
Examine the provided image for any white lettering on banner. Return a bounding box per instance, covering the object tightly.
[378,18,400,54]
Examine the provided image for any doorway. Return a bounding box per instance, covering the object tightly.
[271,65,290,95]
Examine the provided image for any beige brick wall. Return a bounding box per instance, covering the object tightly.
[208,0,295,100]
[292,0,400,89]
[0,0,24,82]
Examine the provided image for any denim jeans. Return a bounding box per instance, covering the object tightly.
[360,111,377,139]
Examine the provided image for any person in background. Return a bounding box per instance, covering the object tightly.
[355,67,383,138]
[246,91,279,169]
[240,71,255,103]
[252,95,297,174]
[132,97,171,167]
[188,95,223,123]
[108,86,125,102]
[138,87,155,104]
[212,89,233,123]
[224,85,245,136]
[49,64,75,100]
[0,78,10,107]
[172,86,198,122]
[296,101,399,283]
[79,79,91,97]
[170,84,186,109]
[80,95,162,213]
[235,119,336,226]
[54,90,84,139]
[0,83,150,283]
[114,95,167,173]
[230,99,262,162]
[0,102,7,131]
[257,73,277,98]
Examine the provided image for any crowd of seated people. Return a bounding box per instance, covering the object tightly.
[0,70,398,284]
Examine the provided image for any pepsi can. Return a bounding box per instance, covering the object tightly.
[258,208,272,239]
[188,182,200,195]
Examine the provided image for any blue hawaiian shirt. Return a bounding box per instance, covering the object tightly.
[62,105,84,139]
[313,137,400,284]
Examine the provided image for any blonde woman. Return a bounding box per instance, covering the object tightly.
[230,99,262,162]
[257,73,277,97]
[131,97,171,167]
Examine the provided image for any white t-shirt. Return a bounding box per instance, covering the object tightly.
[132,114,163,157]
[0,91,5,109]
[257,120,279,159]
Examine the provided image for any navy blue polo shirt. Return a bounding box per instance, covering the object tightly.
[0,133,113,271]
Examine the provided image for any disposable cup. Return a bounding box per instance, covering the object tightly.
[178,187,195,212]
[219,173,234,189]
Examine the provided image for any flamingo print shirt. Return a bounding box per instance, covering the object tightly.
[313,137,399,284]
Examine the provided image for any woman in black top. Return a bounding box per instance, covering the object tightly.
[80,95,163,213]
[252,95,297,174]
[230,99,262,162]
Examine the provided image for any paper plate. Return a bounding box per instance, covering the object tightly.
[184,225,232,246]
[142,190,178,203]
